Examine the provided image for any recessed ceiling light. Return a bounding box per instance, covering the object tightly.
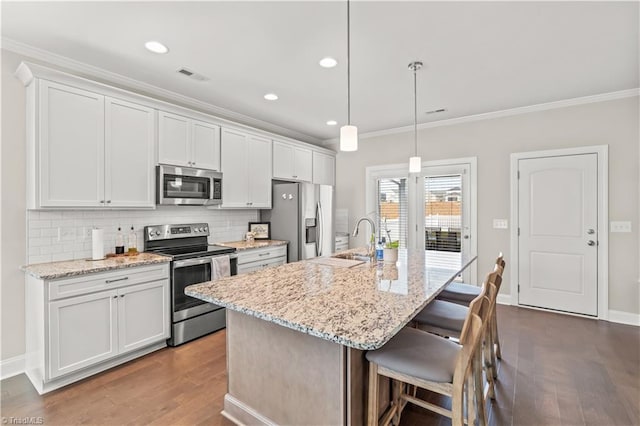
[264,93,278,101]
[319,57,338,68]
[145,41,169,54]
[326,120,337,126]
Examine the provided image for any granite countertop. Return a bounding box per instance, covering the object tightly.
[21,253,171,280]
[186,249,476,351]
[215,240,288,251]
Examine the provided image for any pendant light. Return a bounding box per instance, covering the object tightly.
[408,61,423,173]
[340,0,358,151]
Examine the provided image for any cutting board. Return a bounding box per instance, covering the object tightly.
[307,257,366,268]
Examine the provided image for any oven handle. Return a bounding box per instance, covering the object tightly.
[174,254,237,269]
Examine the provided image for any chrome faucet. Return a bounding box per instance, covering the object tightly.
[352,217,376,239]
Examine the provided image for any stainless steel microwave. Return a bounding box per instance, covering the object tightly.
[157,165,222,206]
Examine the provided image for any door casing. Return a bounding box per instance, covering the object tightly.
[510,145,609,319]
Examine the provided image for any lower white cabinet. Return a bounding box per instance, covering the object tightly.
[26,264,170,394]
[237,245,287,274]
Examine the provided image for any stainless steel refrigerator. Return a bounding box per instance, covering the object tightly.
[261,182,334,262]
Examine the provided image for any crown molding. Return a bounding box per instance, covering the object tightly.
[322,88,640,146]
[1,37,323,146]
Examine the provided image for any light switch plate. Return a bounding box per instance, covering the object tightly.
[610,221,632,233]
[493,219,508,229]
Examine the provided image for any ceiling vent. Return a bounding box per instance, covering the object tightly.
[425,108,447,115]
[177,68,209,82]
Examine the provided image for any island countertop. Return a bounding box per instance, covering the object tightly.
[186,249,476,351]
[214,240,288,251]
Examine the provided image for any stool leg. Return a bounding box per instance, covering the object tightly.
[492,310,502,360]
[368,363,379,426]
[474,350,487,425]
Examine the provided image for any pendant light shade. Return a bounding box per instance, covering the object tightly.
[408,61,423,173]
[340,0,358,151]
[340,125,358,151]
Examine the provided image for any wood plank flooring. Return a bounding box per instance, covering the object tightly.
[2,305,638,425]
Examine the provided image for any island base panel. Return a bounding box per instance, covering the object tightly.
[225,310,377,425]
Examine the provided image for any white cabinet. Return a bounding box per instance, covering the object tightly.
[272,141,312,182]
[33,80,155,208]
[312,151,336,186]
[26,264,170,394]
[237,245,287,275]
[158,111,220,171]
[221,128,272,208]
[335,234,349,252]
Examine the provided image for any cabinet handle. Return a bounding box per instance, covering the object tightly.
[262,264,269,267]
[106,277,129,284]
[192,162,196,166]
[120,294,125,298]
[100,200,105,204]
[106,200,111,204]
[258,252,271,257]
[293,175,297,178]
[113,295,117,299]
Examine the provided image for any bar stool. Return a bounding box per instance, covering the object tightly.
[365,285,489,426]
[438,255,506,364]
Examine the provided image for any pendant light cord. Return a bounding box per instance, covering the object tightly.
[347,0,351,126]
[413,66,417,156]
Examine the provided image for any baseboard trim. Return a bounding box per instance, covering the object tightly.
[496,294,511,305]
[1,354,25,380]
[608,310,640,326]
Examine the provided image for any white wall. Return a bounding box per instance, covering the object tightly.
[332,96,639,316]
[0,49,259,364]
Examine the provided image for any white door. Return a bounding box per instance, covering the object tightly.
[221,128,250,207]
[247,135,272,208]
[48,289,118,379]
[39,80,105,207]
[417,164,472,283]
[158,111,190,167]
[118,280,169,354]
[518,154,598,316]
[104,97,155,208]
[191,119,220,171]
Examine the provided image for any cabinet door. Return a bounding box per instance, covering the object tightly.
[247,136,272,208]
[39,80,105,207]
[293,147,313,182]
[48,289,118,379]
[104,97,156,208]
[191,120,221,171]
[221,128,250,207]
[272,141,295,180]
[312,152,336,186]
[158,111,190,167]
[118,280,169,354]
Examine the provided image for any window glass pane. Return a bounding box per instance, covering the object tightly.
[425,174,462,269]
[377,178,408,248]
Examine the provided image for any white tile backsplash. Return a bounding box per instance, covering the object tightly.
[26,207,259,264]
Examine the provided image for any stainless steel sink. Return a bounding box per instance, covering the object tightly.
[332,253,372,262]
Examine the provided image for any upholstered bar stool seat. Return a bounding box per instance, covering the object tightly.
[366,327,460,383]
[438,282,482,306]
[414,299,468,336]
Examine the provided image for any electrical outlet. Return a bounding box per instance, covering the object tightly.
[57,227,76,241]
[610,221,632,233]
[493,219,508,229]
[81,227,92,240]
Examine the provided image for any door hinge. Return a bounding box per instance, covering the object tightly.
[517,170,520,179]
[518,284,520,292]
[518,228,520,236]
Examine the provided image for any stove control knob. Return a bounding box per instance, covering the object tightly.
[203,227,208,232]
[197,227,203,232]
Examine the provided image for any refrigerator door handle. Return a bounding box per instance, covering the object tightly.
[317,201,324,257]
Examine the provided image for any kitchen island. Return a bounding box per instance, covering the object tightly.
[186,249,476,425]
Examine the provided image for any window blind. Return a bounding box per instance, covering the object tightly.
[377,178,408,248]
[424,175,462,254]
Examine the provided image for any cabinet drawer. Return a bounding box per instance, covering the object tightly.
[237,246,287,265]
[49,264,169,301]
[335,235,349,245]
[237,256,286,274]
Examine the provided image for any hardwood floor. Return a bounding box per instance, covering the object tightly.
[2,305,638,425]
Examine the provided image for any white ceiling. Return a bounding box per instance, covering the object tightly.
[2,1,638,145]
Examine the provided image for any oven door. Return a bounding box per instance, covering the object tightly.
[171,255,238,322]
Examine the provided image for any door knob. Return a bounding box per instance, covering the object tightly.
[587,240,596,246]
[587,229,595,235]
[282,194,287,199]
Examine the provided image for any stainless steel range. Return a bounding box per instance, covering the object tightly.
[144,223,237,346]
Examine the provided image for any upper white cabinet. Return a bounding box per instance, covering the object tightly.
[35,80,155,209]
[158,111,220,171]
[221,128,272,208]
[313,151,336,186]
[272,141,312,182]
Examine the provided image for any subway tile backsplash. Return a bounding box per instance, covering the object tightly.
[27,207,259,264]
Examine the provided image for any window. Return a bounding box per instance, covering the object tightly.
[377,177,408,248]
